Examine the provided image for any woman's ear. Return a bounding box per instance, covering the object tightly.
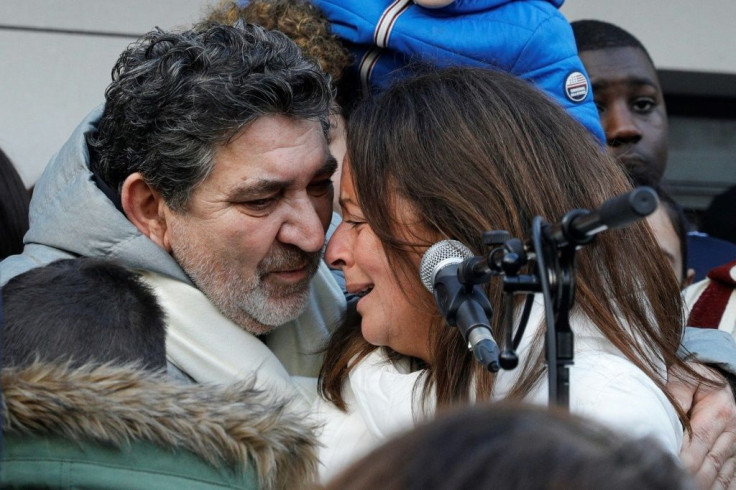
[121,172,171,251]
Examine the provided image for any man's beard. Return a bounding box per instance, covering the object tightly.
[172,240,321,335]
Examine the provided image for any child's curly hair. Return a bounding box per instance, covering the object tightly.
[203,0,351,82]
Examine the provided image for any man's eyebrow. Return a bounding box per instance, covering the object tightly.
[228,179,289,200]
[316,154,338,178]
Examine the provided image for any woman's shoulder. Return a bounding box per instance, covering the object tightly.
[511,303,682,453]
[569,349,683,454]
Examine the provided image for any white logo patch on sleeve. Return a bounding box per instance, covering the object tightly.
[564,71,589,103]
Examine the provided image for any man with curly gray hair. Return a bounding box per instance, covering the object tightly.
[0,23,346,401]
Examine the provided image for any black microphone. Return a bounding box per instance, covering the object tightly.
[419,240,500,372]
[547,186,659,247]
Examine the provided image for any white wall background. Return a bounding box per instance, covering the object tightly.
[0,0,211,186]
[1,0,735,187]
[561,1,736,75]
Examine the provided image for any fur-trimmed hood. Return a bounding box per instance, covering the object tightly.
[2,362,319,489]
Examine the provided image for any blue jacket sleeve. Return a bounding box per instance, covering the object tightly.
[679,327,736,375]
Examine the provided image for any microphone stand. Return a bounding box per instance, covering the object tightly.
[533,215,575,408]
[461,187,658,409]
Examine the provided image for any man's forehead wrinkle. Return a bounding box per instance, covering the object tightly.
[227,116,326,151]
[226,156,335,199]
[592,76,660,93]
[583,49,660,88]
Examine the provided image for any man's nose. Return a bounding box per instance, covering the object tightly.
[605,103,642,148]
[278,200,326,253]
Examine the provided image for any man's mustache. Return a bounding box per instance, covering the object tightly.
[258,245,321,276]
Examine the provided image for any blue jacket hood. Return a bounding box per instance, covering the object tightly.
[0,106,189,286]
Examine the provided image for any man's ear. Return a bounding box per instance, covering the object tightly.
[121,173,171,252]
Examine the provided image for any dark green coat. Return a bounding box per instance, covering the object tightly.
[1,363,318,489]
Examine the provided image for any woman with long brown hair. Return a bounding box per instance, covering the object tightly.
[315,66,692,480]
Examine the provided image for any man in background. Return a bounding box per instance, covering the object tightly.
[571,19,736,282]
[573,20,736,489]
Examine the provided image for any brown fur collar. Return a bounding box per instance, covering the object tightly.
[2,362,319,489]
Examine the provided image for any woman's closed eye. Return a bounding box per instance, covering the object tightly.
[344,218,366,229]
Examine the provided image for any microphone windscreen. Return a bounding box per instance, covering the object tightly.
[419,240,473,293]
